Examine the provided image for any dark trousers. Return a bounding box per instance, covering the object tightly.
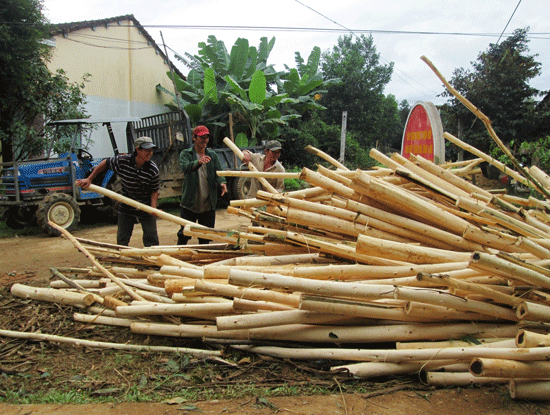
[117,211,159,247]
[177,207,215,245]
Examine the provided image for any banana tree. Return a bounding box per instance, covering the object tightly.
[279,46,342,115]
[223,70,300,146]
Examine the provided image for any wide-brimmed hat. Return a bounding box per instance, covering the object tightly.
[134,136,156,149]
[265,140,282,151]
[193,125,210,137]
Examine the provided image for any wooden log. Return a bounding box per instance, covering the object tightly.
[74,313,134,327]
[349,169,471,235]
[470,357,550,379]
[216,309,350,331]
[410,153,493,199]
[11,283,95,308]
[456,197,548,239]
[422,55,548,198]
[305,144,349,170]
[85,184,207,229]
[469,252,550,289]
[217,170,300,178]
[516,301,550,322]
[299,295,428,322]
[331,360,458,378]
[426,371,509,386]
[356,234,473,264]
[394,287,519,322]
[293,261,470,281]
[131,320,522,344]
[396,338,513,350]
[516,329,550,348]
[416,273,522,307]
[509,379,550,400]
[48,221,145,302]
[0,328,221,356]
[223,136,278,193]
[341,199,484,252]
[194,280,302,308]
[228,269,396,302]
[232,298,294,312]
[115,302,237,319]
[404,302,499,322]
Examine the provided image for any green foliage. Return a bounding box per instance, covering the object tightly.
[442,28,549,156]
[158,36,339,148]
[320,34,396,149]
[0,0,89,161]
[518,136,550,173]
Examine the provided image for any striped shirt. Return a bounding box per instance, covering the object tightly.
[106,153,160,215]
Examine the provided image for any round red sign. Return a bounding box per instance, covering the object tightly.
[401,101,444,164]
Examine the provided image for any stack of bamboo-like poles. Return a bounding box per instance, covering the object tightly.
[6,134,550,401]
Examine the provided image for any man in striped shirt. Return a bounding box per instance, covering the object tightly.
[76,136,160,246]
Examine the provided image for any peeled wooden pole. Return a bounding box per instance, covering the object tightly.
[470,357,550,379]
[194,279,302,308]
[216,309,350,331]
[49,221,145,302]
[11,283,95,308]
[0,328,221,356]
[304,144,349,171]
[85,184,205,229]
[426,371,509,386]
[293,261,470,281]
[516,329,550,348]
[469,252,550,290]
[509,379,550,400]
[131,320,521,344]
[217,170,299,178]
[421,55,549,199]
[222,137,278,194]
[356,234,473,264]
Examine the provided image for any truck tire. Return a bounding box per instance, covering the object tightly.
[36,193,81,236]
[233,176,255,200]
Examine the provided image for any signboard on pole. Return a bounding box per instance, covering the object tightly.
[401,101,444,164]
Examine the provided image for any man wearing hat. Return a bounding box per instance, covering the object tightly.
[177,125,227,245]
[76,136,160,247]
[242,140,285,197]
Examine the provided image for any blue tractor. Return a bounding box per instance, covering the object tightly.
[0,118,140,235]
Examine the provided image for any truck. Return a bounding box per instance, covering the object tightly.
[130,110,263,202]
[0,110,261,235]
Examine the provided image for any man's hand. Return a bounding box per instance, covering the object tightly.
[198,155,211,165]
[220,183,228,196]
[76,178,91,189]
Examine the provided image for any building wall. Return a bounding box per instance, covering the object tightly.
[47,18,176,157]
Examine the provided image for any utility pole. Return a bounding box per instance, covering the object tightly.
[339,111,348,164]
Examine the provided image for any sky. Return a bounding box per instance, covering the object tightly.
[42,0,549,106]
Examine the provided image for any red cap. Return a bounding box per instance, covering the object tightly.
[193,125,210,136]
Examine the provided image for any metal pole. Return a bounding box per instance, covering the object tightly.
[339,111,348,164]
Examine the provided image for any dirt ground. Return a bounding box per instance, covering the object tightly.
[1,210,550,414]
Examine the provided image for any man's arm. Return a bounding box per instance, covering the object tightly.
[76,159,108,189]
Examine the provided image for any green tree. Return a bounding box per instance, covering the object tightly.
[0,0,88,162]
[320,34,395,149]
[442,28,549,156]
[159,36,339,148]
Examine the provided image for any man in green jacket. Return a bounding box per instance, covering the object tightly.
[177,125,227,245]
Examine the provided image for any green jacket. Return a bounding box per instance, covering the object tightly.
[179,146,226,211]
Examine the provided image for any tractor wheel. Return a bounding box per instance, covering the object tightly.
[36,193,81,236]
[4,206,36,229]
[233,176,255,200]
